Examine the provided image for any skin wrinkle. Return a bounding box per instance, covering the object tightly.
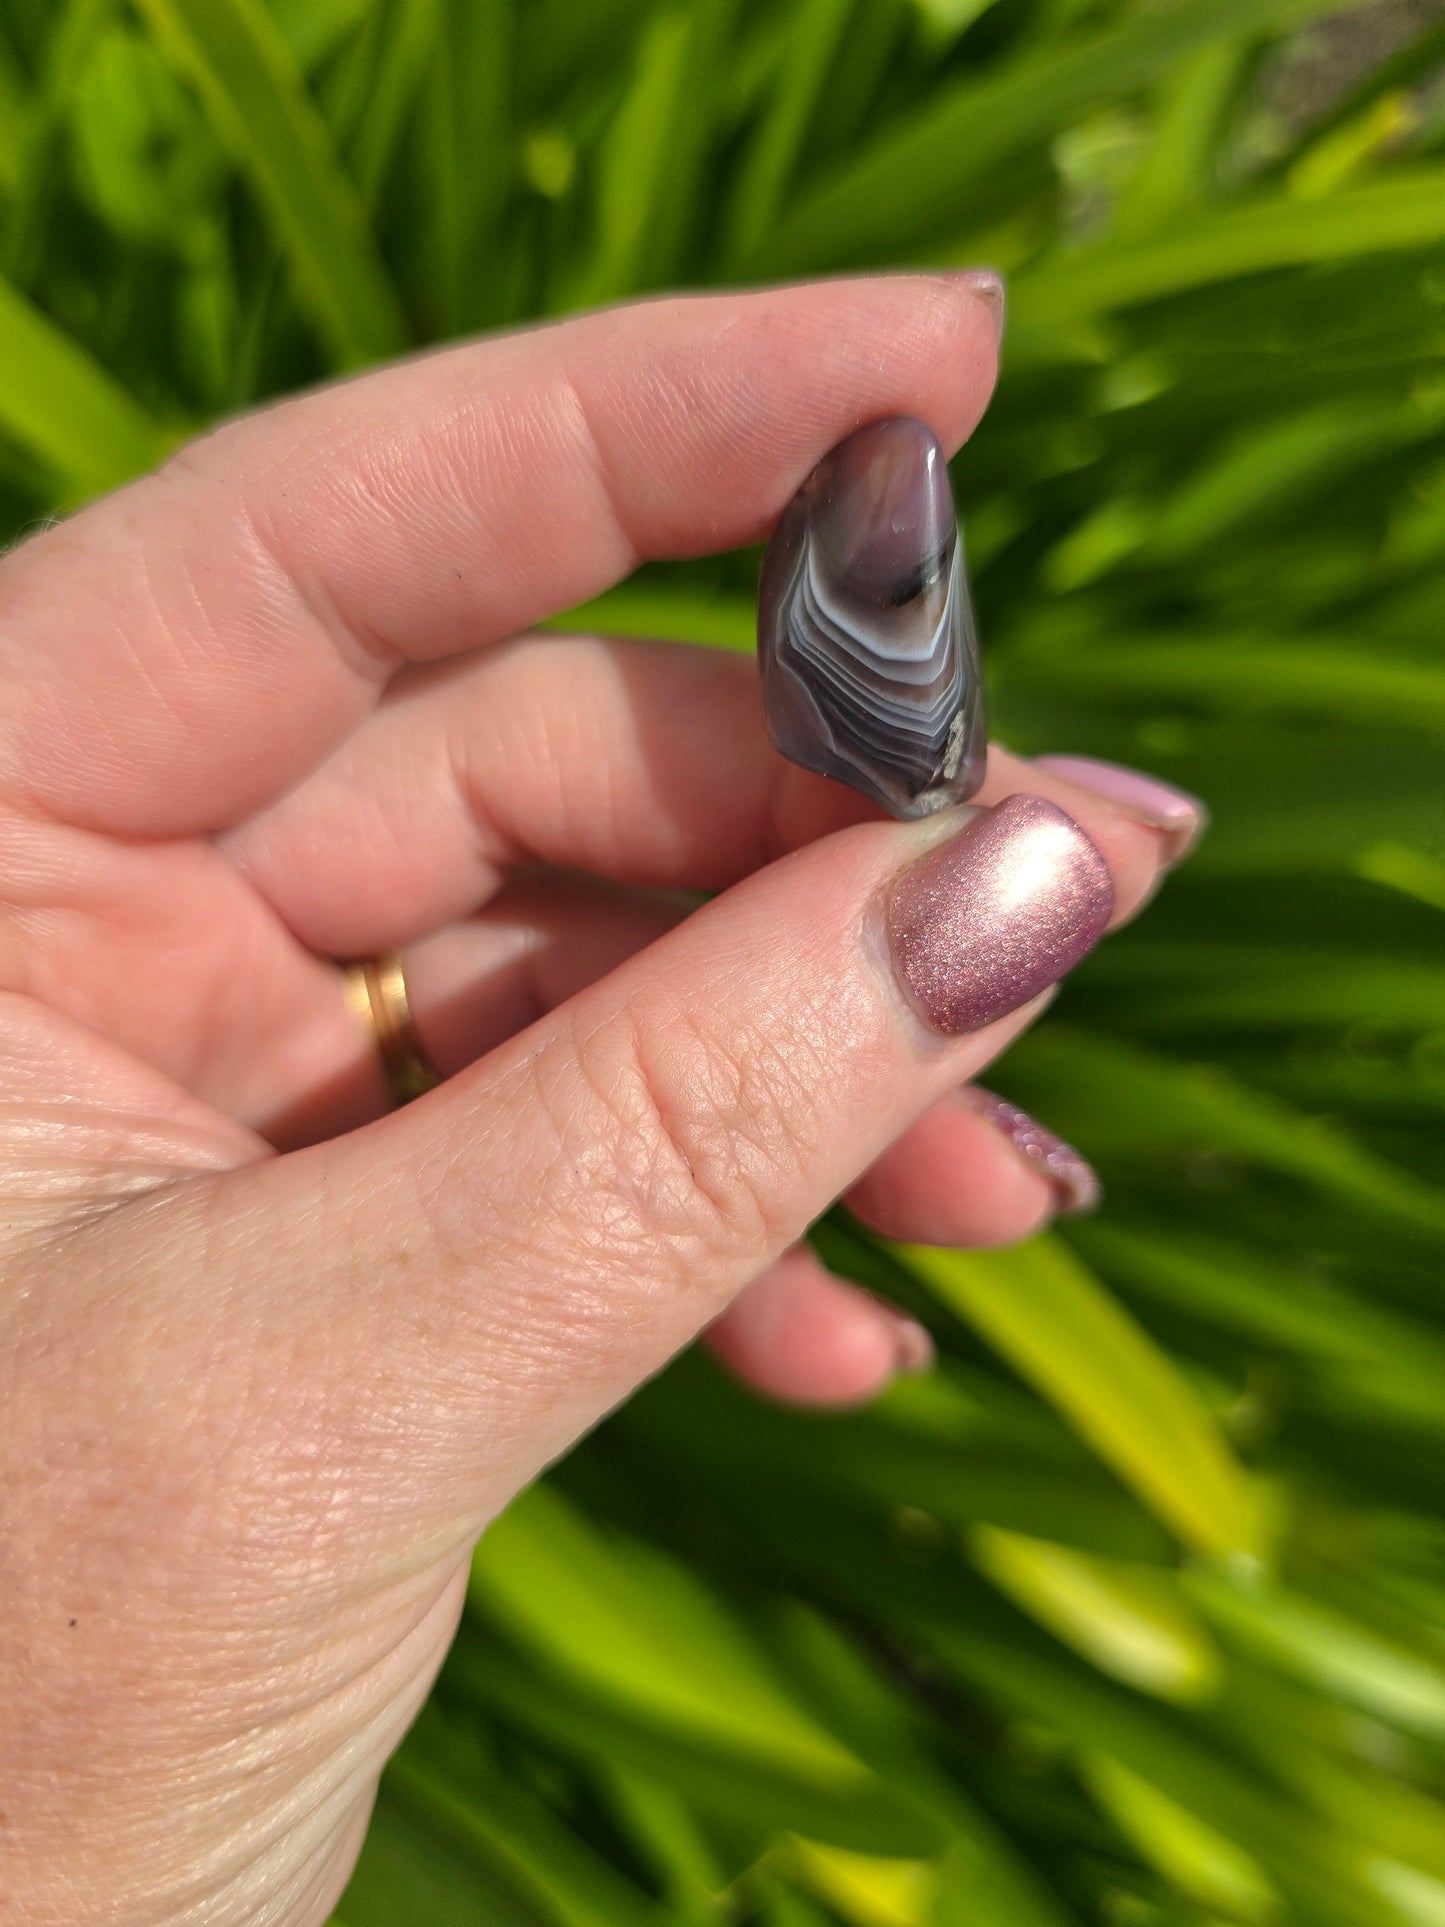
[447,385,581,620]
[565,653,643,866]
[471,651,578,869]
[139,462,377,830]
[384,357,604,638]
[8,1210,460,1857]
[234,484,402,701]
[390,1070,668,1438]
[438,690,514,892]
[399,1111,658,1449]
[550,991,738,1267]
[377,386,525,614]
[557,357,645,577]
[0,826,352,1129]
[49,1576,450,1926]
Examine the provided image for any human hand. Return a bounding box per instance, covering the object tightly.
[1,277,1199,1924]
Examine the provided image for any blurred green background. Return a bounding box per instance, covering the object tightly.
[5,0,1445,1921]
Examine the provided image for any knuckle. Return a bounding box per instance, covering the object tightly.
[549,981,820,1280]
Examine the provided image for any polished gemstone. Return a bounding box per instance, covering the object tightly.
[757,416,986,819]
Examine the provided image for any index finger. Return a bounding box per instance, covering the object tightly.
[0,275,1002,838]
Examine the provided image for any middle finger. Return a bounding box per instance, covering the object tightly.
[224,634,1177,957]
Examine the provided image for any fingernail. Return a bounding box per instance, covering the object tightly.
[871,1299,935,1377]
[960,1086,1101,1216]
[945,267,1006,339]
[1033,754,1207,866]
[887,793,1114,1036]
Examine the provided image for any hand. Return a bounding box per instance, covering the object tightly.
[1,277,1193,1924]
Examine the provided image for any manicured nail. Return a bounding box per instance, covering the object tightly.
[945,267,1006,339]
[961,1086,1101,1216]
[871,1299,935,1377]
[1033,754,1207,866]
[887,794,1114,1036]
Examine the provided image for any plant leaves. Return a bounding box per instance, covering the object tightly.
[469,1481,865,1784]
[749,0,1339,270]
[1012,172,1445,330]
[0,273,171,493]
[968,1527,1223,1702]
[133,0,406,365]
[894,1236,1263,1561]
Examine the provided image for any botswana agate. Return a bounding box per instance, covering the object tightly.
[758,416,986,819]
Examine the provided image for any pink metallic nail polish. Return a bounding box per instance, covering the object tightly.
[961,1086,1101,1215]
[886,793,1114,1036]
[1033,754,1207,865]
[870,1299,936,1377]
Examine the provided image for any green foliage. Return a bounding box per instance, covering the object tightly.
[4,0,1444,1921]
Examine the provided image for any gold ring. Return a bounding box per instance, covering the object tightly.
[343,952,442,1105]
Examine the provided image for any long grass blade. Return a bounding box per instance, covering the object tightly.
[133,0,406,366]
[721,0,855,268]
[968,1527,1222,1703]
[747,0,1338,269]
[1002,1027,1445,1234]
[469,1482,864,1783]
[1009,635,1445,731]
[0,274,170,493]
[895,1236,1263,1561]
[1012,172,1445,328]
[559,0,737,305]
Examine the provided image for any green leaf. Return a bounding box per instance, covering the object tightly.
[470,1482,862,1784]
[132,0,406,366]
[894,1236,1263,1562]
[747,0,1336,269]
[414,0,514,330]
[347,0,440,206]
[1080,1754,1283,1923]
[70,24,225,252]
[390,1710,673,1927]
[1012,172,1445,330]
[1000,1027,1445,1235]
[782,1839,938,1927]
[929,1627,1406,1927]
[604,1767,726,1919]
[1185,1574,1445,1743]
[545,582,755,650]
[765,1610,1078,1927]
[272,0,371,72]
[1111,42,1247,243]
[450,1637,946,1859]
[720,0,856,268]
[0,30,26,198]
[623,1343,1176,1562]
[1007,634,1445,733]
[1074,1221,1445,1409]
[336,1772,542,1927]
[2,0,111,283]
[968,1527,1223,1702]
[1090,952,1445,1037]
[0,273,170,492]
[559,0,737,304]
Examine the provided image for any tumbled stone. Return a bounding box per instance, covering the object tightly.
[757,416,986,819]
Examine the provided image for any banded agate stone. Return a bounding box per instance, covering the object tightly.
[757,416,986,819]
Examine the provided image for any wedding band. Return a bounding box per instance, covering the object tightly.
[343,952,442,1104]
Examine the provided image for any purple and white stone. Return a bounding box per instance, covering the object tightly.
[758,416,986,820]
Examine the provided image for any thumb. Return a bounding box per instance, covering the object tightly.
[103,792,1147,1559]
[8,787,1164,1923]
